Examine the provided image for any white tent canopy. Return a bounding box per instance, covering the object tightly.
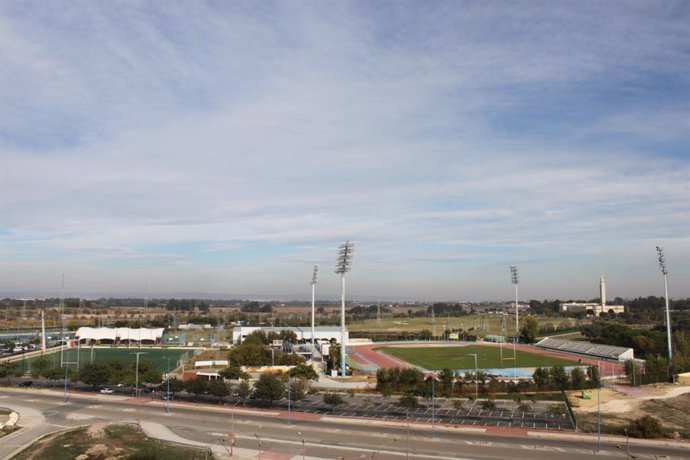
[75,327,164,344]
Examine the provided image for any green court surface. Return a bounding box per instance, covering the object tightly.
[25,347,196,373]
[378,344,577,370]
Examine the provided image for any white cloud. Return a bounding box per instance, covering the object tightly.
[0,1,688,300]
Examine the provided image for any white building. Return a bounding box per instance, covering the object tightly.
[231,326,348,345]
[560,275,625,316]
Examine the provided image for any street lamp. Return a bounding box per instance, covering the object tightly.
[335,240,354,378]
[656,246,673,379]
[132,351,147,432]
[426,372,439,439]
[311,265,320,353]
[132,352,148,398]
[467,353,478,399]
[165,356,171,414]
[510,266,519,381]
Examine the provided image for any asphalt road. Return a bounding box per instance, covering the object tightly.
[1,389,689,460]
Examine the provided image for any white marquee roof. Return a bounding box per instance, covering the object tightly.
[75,327,164,342]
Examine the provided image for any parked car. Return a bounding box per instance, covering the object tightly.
[19,381,33,387]
[99,387,113,394]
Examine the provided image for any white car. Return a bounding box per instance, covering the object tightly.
[99,387,114,394]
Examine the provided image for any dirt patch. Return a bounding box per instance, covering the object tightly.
[571,384,690,438]
[13,424,208,460]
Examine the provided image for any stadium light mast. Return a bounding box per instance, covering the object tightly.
[510,266,519,380]
[310,264,320,351]
[335,241,354,378]
[656,246,673,367]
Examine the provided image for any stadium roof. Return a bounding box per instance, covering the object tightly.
[536,337,633,360]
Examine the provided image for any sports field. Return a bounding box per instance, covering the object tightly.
[378,344,577,370]
[27,347,195,373]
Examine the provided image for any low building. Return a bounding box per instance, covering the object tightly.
[231,326,348,346]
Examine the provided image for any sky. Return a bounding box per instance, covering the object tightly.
[0,1,688,302]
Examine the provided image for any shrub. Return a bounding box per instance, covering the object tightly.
[517,403,532,413]
[480,399,496,410]
[627,415,664,439]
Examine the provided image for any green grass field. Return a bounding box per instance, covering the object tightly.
[347,314,580,338]
[378,344,577,370]
[26,347,195,373]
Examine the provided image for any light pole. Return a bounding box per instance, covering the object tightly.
[656,246,673,379]
[311,265,320,353]
[132,352,148,398]
[510,266,519,380]
[287,367,291,426]
[165,356,171,414]
[597,376,601,453]
[429,373,437,439]
[335,240,354,378]
[467,353,478,399]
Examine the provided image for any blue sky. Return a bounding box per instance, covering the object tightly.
[1,1,688,301]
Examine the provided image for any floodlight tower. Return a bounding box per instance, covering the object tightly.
[510,266,519,380]
[656,246,673,365]
[310,264,320,350]
[335,241,355,378]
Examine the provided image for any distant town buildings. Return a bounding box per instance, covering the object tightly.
[560,275,625,317]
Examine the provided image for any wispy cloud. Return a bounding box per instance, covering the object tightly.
[0,1,688,300]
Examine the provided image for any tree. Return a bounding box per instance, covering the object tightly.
[289,363,319,381]
[254,373,285,406]
[207,379,230,403]
[185,377,208,400]
[569,367,586,390]
[219,365,249,380]
[236,380,251,405]
[520,316,539,344]
[399,392,419,408]
[289,379,306,405]
[31,356,51,378]
[438,368,455,397]
[228,343,273,367]
[587,365,601,388]
[323,392,344,412]
[166,377,185,396]
[79,363,112,390]
[550,365,569,391]
[44,367,65,387]
[419,329,433,340]
[533,367,551,390]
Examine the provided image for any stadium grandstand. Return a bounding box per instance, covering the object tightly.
[536,337,634,362]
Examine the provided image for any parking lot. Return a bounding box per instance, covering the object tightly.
[267,393,574,431]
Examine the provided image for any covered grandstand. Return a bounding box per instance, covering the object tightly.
[75,327,165,345]
[536,337,634,362]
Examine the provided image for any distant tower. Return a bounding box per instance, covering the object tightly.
[599,274,607,308]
